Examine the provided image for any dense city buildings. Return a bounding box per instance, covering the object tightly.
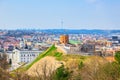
[0,29,120,66]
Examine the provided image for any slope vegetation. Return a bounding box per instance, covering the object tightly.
[25,45,63,70]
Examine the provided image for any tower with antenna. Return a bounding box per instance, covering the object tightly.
[61,19,63,30]
[60,19,69,44]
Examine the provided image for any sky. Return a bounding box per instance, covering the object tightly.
[0,0,120,30]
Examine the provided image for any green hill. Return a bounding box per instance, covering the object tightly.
[25,45,63,70]
[25,44,89,70]
[10,45,120,80]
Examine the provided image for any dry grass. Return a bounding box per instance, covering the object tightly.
[27,56,63,77]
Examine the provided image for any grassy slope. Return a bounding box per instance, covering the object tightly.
[25,44,90,70]
[11,44,106,80]
[25,45,62,70]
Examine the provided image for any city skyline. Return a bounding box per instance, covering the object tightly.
[0,0,120,30]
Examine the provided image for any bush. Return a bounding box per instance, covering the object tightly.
[115,51,120,64]
[78,61,84,69]
[53,65,70,80]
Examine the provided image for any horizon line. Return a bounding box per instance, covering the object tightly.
[0,28,120,30]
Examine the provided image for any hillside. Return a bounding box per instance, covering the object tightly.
[26,45,107,77]
[25,45,63,70]
[25,45,87,76]
[27,56,62,76]
[25,44,90,70]
[9,45,120,80]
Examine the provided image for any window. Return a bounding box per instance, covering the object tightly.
[32,54,35,56]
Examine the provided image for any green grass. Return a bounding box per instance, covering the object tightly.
[59,54,89,62]
[25,45,63,70]
[23,45,89,70]
[54,52,62,57]
[25,45,56,70]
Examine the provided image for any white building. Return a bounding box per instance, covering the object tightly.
[12,49,42,63]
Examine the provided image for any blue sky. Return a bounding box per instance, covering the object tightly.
[0,0,120,30]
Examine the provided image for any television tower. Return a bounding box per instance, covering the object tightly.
[60,19,69,44]
[61,19,64,30]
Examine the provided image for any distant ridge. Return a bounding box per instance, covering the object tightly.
[39,29,120,34]
[1,29,120,34]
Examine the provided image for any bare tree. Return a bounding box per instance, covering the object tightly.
[0,53,9,70]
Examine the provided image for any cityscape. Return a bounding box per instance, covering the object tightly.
[0,29,120,79]
[0,0,120,80]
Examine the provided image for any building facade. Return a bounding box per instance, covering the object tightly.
[111,35,120,45]
[60,35,69,44]
[11,49,42,63]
